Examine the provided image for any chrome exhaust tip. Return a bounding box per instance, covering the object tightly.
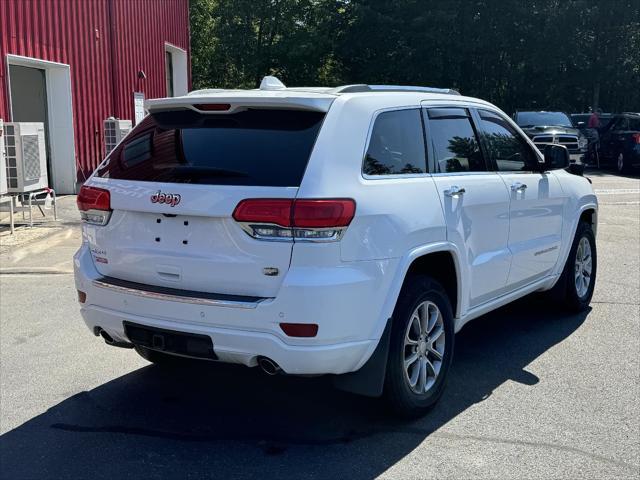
[99,329,115,344]
[98,329,134,349]
[257,356,281,376]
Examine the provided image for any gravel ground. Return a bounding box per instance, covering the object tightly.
[0,195,80,256]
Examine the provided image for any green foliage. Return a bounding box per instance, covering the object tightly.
[190,0,640,113]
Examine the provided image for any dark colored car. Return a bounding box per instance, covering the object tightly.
[570,113,614,166]
[597,113,640,173]
[570,113,614,130]
[513,111,588,165]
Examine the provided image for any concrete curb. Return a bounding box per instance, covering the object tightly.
[0,269,73,275]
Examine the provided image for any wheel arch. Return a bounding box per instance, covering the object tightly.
[579,206,598,237]
[382,243,463,328]
[403,251,461,319]
[552,201,598,281]
[335,243,463,398]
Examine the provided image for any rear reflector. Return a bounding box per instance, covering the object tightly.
[193,103,231,111]
[280,323,319,337]
[77,185,112,225]
[633,133,640,144]
[77,290,86,303]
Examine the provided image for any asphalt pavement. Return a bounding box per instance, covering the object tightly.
[0,171,638,479]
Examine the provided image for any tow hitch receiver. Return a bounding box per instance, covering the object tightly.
[123,321,217,360]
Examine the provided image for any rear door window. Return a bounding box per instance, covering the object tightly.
[363,109,427,176]
[95,109,325,187]
[613,117,629,131]
[425,108,486,173]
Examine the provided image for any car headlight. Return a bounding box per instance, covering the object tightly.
[578,135,588,149]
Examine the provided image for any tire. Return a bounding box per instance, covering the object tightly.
[554,221,597,312]
[616,152,629,174]
[384,275,455,418]
[134,345,185,366]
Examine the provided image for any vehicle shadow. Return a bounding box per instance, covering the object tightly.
[0,296,589,479]
[584,168,640,179]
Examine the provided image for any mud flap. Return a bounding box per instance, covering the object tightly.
[332,319,392,397]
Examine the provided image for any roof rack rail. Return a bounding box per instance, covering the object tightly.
[331,84,461,95]
[330,84,370,93]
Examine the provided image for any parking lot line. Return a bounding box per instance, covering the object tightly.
[594,188,640,195]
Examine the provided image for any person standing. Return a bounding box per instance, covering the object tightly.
[587,108,603,167]
[588,108,602,128]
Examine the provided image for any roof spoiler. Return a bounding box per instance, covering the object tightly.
[146,95,334,113]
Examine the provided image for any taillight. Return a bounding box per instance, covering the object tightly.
[77,185,112,225]
[233,199,294,227]
[633,133,640,144]
[293,200,356,228]
[233,198,356,242]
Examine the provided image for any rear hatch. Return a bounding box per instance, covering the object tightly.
[82,104,327,298]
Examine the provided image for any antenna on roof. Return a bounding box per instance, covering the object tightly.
[260,76,286,91]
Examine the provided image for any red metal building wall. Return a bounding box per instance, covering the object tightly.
[0,0,190,184]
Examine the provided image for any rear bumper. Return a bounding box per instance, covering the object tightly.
[74,243,392,375]
[80,305,374,374]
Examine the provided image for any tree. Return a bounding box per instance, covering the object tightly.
[190,0,640,113]
[190,0,347,89]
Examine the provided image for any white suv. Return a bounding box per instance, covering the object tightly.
[74,78,597,417]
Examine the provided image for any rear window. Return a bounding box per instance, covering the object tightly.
[363,109,426,176]
[95,109,325,187]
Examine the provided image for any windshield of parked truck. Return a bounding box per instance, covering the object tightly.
[515,112,573,128]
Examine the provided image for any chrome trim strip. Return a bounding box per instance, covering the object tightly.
[92,279,267,309]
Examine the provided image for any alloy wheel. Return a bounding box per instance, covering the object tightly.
[403,300,445,394]
[574,236,593,298]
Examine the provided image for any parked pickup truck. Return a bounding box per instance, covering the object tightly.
[514,111,588,165]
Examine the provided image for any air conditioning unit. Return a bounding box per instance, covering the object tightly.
[104,117,132,155]
[0,119,7,195]
[3,122,48,193]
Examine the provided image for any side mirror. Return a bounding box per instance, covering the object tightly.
[543,144,570,171]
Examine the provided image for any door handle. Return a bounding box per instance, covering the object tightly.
[444,186,466,197]
[510,182,527,192]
